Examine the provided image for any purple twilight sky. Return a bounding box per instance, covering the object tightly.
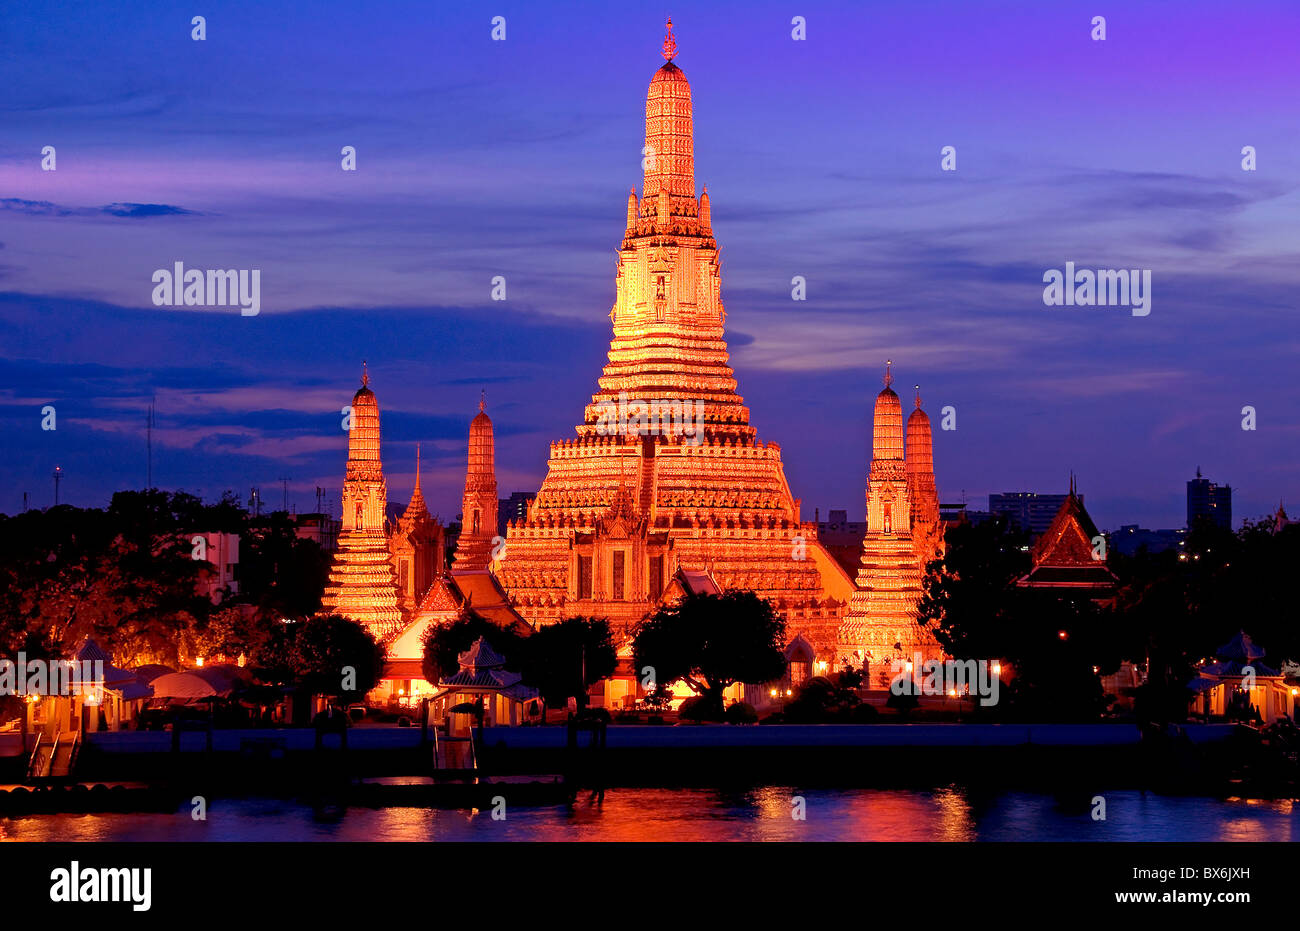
[1,0,1298,531]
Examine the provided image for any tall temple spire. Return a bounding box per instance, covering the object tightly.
[661,17,676,61]
[321,367,404,639]
[498,34,849,667]
[454,399,499,570]
[842,361,941,678]
[403,443,428,521]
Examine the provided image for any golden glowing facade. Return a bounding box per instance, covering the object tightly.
[320,367,404,640]
[840,364,944,682]
[495,22,849,657]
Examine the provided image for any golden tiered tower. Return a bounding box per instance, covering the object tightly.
[906,386,944,572]
[320,366,404,640]
[453,396,499,571]
[496,20,848,655]
[840,363,943,683]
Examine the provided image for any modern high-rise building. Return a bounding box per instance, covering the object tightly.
[1186,467,1232,530]
[989,492,1074,538]
[498,491,536,538]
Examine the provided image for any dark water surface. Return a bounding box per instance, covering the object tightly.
[1,788,1295,842]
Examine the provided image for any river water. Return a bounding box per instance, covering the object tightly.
[1,788,1295,842]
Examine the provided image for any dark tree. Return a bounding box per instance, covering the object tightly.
[421,611,526,686]
[291,614,386,702]
[918,516,1121,721]
[632,590,787,720]
[518,616,617,712]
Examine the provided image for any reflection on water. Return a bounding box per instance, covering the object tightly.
[0,788,1294,842]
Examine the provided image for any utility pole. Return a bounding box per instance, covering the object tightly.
[278,476,290,513]
[146,398,155,490]
[52,466,62,506]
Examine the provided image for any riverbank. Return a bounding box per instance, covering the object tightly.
[0,722,1268,806]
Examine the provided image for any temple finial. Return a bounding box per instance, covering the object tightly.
[361,360,369,387]
[479,389,486,413]
[662,17,676,61]
[883,359,893,389]
[414,443,422,491]
[914,384,922,409]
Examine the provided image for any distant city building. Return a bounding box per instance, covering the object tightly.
[940,502,993,526]
[1187,467,1231,530]
[498,491,536,538]
[293,512,341,552]
[989,492,1074,538]
[814,507,865,577]
[1109,524,1186,557]
[191,531,239,603]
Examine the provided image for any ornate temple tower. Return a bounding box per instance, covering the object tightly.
[389,445,445,614]
[321,366,404,640]
[906,387,943,572]
[453,397,499,571]
[496,20,848,655]
[841,363,942,683]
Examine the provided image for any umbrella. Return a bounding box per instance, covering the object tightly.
[132,664,176,685]
[150,672,224,699]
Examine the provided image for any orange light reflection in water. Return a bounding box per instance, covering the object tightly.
[0,790,1295,842]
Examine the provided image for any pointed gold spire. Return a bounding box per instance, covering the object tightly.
[361,360,369,388]
[883,359,893,389]
[414,443,422,492]
[479,389,486,413]
[914,384,922,409]
[662,17,676,61]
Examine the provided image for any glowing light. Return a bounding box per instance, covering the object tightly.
[196,657,205,667]
[991,662,1001,675]
[769,688,778,698]
[1057,630,1068,640]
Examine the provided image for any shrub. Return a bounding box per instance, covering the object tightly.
[724,702,759,724]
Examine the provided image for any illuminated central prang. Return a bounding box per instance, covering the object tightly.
[496,25,852,662]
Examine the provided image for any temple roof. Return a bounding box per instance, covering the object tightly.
[1017,482,1117,590]
[402,444,430,522]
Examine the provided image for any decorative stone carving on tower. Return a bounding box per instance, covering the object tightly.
[389,445,445,614]
[453,395,499,571]
[321,365,404,640]
[840,362,943,684]
[497,23,849,660]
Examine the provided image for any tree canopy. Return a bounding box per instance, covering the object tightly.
[632,590,787,719]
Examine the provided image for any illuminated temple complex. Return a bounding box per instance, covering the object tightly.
[321,22,949,702]
[493,20,854,666]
